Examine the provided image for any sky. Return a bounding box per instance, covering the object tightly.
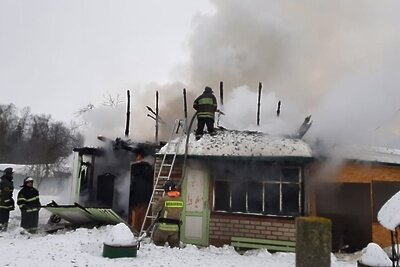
[0,0,214,122]
[2,0,400,150]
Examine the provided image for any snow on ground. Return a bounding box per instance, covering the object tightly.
[359,243,392,267]
[0,193,358,267]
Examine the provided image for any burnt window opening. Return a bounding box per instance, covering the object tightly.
[212,161,302,216]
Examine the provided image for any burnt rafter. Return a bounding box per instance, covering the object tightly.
[295,115,313,139]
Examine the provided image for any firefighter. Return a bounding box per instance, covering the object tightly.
[17,177,41,233]
[129,148,154,233]
[152,180,184,248]
[0,167,15,231]
[193,86,218,140]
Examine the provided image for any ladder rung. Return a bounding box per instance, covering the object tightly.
[146,215,157,219]
[162,164,172,167]
[155,188,164,192]
[158,176,170,179]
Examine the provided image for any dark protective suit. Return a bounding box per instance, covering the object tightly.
[0,173,15,231]
[193,88,217,138]
[129,160,154,232]
[17,186,41,233]
[152,190,184,248]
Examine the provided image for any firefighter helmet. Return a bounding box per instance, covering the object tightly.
[3,167,13,174]
[163,180,176,192]
[22,177,34,186]
[204,86,213,93]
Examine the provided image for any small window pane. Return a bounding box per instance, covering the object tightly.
[231,182,246,212]
[282,167,300,182]
[215,181,230,211]
[264,166,281,181]
[248,181,263,212]
[265,184,280,214]
[282,184,300,214]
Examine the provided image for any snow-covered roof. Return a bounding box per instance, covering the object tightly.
[337,146,400,165]
[158,130,313,159]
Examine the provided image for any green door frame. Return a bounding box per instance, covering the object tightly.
[181,160,210,246]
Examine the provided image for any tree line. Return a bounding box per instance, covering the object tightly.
[0,104,83,165]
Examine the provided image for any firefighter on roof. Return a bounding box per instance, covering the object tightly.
[17,177,41,233]
[193,86,218,140]
[151,180,184,248]
[0,167,15,231]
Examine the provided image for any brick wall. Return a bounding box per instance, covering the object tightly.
[209,213,296,247]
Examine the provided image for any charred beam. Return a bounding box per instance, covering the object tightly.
[296,115,312,139]
[277,100,281,117]
[220,81,224,106]
[257,82,262,126]
[124,90,131,137]
[183,88,188,132]
[155,91,159,144]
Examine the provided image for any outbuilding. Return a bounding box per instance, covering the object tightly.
[153,129,313,247]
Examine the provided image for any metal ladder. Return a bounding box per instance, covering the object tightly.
[139,118,186,238]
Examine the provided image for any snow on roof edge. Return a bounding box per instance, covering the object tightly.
[158,130,313,158]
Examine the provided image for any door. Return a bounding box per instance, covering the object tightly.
[316,182,372,252]
[181,160,210,246]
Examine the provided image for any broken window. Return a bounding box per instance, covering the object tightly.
[212,161,302,216]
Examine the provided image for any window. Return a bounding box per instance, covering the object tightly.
[212,161,302,216]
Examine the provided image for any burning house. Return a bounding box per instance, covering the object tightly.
[152,128,313,247]
[44,137,155,227]
[312,146,400,252]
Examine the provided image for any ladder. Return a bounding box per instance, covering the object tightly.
[139,118,186,238]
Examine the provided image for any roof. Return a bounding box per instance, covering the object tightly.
[158,129,313,159]
[341,146,400,166]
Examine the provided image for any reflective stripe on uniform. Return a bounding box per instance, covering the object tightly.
[198,98,215,105]
[159,223,179,232]
[17,196,39,203]
[164,200,184,208]
[197,112,215,119]
[26,208,39,213]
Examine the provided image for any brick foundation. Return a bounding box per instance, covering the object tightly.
[209,213,296,247]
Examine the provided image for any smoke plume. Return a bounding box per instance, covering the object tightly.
[83,0,400,154]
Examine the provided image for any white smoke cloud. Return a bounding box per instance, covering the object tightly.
[82,0,400,151]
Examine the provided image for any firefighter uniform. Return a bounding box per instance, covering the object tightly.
[193,86,218,139]
[0,168,15,231]
[152,182,184,248]
[17,177,41,233]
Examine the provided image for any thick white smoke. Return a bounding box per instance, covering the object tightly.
[83,0,400,153]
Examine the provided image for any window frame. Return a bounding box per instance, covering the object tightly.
[212,161,303,217]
